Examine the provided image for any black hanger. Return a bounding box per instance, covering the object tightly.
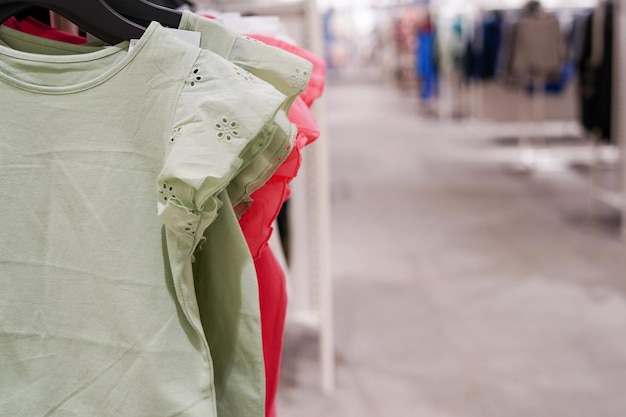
[150,0,193,9]
[0,0,146,44]
[17,4,47,21]
[0,4,30,22]
[106,0,182,28]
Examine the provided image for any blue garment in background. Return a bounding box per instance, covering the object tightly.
[416,29,438,100]
[524,62,576,95]
[544,62,575,94]
[463,12,503,81]
[481,14,503,79]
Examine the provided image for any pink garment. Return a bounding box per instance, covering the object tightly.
[253,248,287,417]
[3,17,86,44]
[239,35,326,417]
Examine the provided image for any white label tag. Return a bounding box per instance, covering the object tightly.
[128,39,140,52]
[166,28,201,47]
[128,29,200,52]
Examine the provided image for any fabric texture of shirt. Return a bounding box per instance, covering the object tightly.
[0,22,287,417]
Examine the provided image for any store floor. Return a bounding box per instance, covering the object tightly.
[277,80,626,417]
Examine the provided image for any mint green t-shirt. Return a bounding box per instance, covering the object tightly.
[0,22,285,417]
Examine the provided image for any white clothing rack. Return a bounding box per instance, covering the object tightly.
[288,0,335,394]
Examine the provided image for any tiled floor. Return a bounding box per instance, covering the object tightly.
[277,81,626,417]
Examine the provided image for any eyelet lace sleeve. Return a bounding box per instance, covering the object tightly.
[224,36,314,210]
[175,12,315,211]
[157,49,287,241]
[230,34,313,104]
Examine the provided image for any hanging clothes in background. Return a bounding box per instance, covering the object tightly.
[463,11,503,81]
[461,2,573,91]
[496,12,517,82]
[542,61,575,94]
[435,16,464,76]
[415,16,437,100]
[570,9,592,65]
[462,22,480,80]
[481,11,504,79]
[393,6,421,88]
[505,1,566,87]
[578,1,613,143]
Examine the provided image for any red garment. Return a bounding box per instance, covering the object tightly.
[3,16,86,44]
[240,35,325,417]
[253,248,287,417]
[239,99,318,259]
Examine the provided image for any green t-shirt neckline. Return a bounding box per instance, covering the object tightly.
[0,21,159,94]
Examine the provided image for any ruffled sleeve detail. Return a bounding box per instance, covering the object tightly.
[223,37,314,210]
[157,49,287,241]
[238,98,320,258]
[230,35,313,104]
[249,34,326,107]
